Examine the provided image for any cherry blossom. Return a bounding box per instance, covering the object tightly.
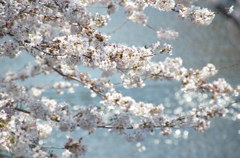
[227,5,234,14]
[0,0,239,157]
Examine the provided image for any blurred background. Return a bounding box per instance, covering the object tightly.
[1,0,240,157]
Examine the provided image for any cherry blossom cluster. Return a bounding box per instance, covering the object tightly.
[0,40,21,59]
[31,87,45,98]
[2,63,44,82]
[0,0,240,157]
[63,137,88,157]
[50,81,79,95]
[0,79,89,156]
[125,130,146,142]
[0,88,51,156]
[147,0,176,12]
[157,28,179,40]
[74,105,103,134]
[173,4,215,26]
[122,0,148,25]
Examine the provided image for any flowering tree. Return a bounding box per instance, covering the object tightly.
[0,0,239,157]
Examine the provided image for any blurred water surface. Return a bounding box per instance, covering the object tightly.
[1,1,240,158]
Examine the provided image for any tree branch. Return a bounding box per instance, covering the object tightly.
[217,62,240,70]
[52,67,105,97]
[107,20,129,35]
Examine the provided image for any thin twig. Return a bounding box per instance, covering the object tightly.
[225,97,240,108]
[119,150,139,158]
[107,20,129,35]
[42,51,66,57]
[217,62,240,70]
[146,24,158,31]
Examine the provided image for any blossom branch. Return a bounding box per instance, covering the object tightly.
[52,67,105,97]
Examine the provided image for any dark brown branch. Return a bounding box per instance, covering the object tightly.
[14,108,30,114]
[146,24,158,31]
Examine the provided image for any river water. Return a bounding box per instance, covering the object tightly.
[1,1,240,158]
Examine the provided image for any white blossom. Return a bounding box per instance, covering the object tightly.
[228,5,234,14]
[157,28,179,40]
